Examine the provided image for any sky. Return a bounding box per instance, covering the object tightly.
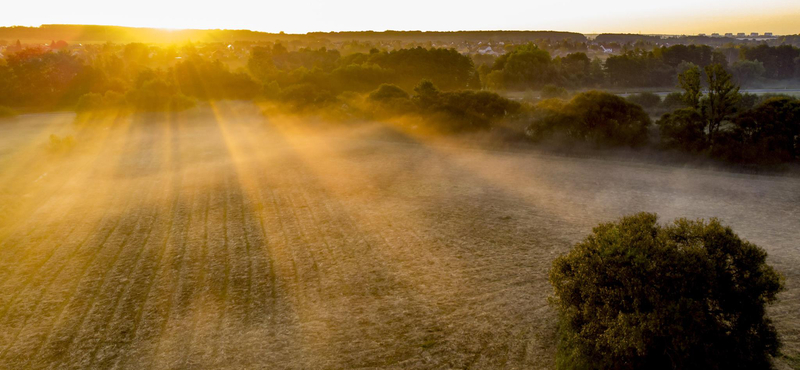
[2,0,799,35]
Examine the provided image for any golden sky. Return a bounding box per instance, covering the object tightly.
[1,0,799,35]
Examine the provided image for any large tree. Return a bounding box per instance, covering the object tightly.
[550,213,784,370]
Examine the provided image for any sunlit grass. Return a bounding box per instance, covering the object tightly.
[0,106,798,368]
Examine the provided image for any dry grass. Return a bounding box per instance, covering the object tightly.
[0,102,798,369]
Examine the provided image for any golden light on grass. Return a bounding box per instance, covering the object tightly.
[0,104,799,368]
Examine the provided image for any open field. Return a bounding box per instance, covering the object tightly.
[0,103,799,369]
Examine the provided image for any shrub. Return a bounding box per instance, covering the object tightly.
[550,213,784,370]
[75,91,127,113]
[126,79,196,112]
[527,91,651,147]
[280,83,336,109]
[368,84,409,101]
[661,92,687,110]
[713,96,800,164]
[656,108,707,152]
[411,80,521,132]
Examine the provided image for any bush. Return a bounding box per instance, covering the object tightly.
[527,91,651,147]
[75,91,126,113]
[280,83,337,109]
[713,96,800,164]
[126,79,196,112]
[661,92,687,110]
[409,80,521,132]
[550,213,784,370]
[656,108,707,152]
[368,84,409,101]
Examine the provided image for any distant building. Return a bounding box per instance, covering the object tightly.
[750,32,759,37]
[698,33,707,36]
[478,46,500,56]
[737,33,746,37]
[764,32,773,37]
[711,33,720,37]
[725,33,734,37]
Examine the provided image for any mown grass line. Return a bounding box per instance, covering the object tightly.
[240,182,275,326]
[0,188,128,365]
[0,159,143,361]
[26,128,166,368]
[222,181,252,328]
[0,187,110,319]
[85,173,188,369]
[145,180,207,370]
[189,180,229,367]
[38,197,162,368]
[0,136,139,311]
[12,139,162,368]
[252,184,278,323]
[268,188,299,286]
[62,196,166,369]
[174,190,211,369]
[138,182,197,369]
[283,191,324,300]
[0,127,134,283]
[0,176,153,368]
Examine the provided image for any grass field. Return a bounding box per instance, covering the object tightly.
[1,102,799,369]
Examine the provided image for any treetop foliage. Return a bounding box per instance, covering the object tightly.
[550,212,784,370]
[528,91,651,147]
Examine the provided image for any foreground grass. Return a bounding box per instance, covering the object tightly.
[0,104,798,369]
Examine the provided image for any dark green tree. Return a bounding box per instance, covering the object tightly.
[714,97,800,164]
[677,64,702,109]
[527,91,650,147]
[702,63,740,147]
[550,213,784,370]
[656,108,707,152]
[491,43,553,89]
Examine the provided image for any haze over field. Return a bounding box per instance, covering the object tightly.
[0,104,798,368]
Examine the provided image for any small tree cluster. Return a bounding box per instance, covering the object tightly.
[658,64,800,164]
[528,91,651,147]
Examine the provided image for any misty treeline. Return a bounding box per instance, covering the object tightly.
[485,43,800,89]
[0,41,798,165]
[525,64,800,166]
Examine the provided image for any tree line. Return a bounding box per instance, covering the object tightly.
[483,43,800,89]
[0,41,798,166]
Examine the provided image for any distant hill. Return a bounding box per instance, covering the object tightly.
[0,25,586,44]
